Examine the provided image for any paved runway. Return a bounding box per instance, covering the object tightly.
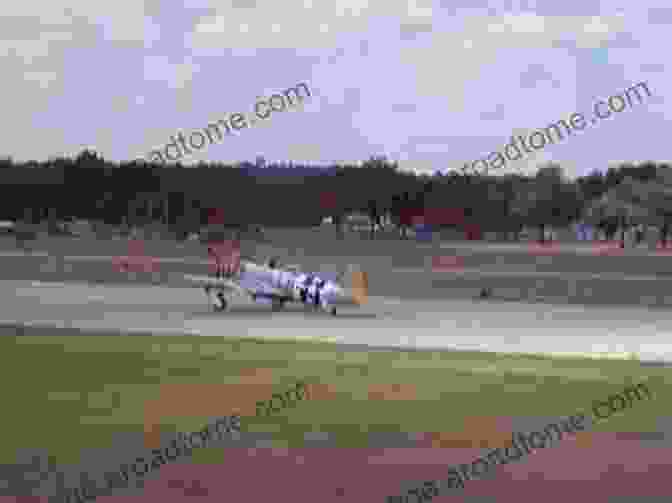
[2,236,672,362]
[5,279,672,363]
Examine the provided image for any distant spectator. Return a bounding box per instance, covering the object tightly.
[464,223,482,241]
[367,200,380,239]
[584,223,594,241]
[15,209,36,251]
[635,223,644,245]
[15,225,34,251]
[335,214,344,239]
[661,222,670,248]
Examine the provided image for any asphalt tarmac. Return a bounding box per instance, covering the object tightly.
[2,235,671,502]
[3,231,672,362]
[2,274,671,363]
[0,233,671,362]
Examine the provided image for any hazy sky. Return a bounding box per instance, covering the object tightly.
[3,1,669,178]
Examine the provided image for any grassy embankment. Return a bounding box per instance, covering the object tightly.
[1,332,665,466]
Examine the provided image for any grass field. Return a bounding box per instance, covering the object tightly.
[3,329,666,467]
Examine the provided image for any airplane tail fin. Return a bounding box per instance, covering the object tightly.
[350,270,369,305]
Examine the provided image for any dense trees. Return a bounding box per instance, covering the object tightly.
[510,164,584,242]
[1,149,671,241]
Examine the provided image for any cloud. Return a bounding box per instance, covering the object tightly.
[143,55,201,90]
[188,0,433,51]
[0,1,157,100]
[484,12,626,49]
[23,71,59,89]
[1,1,153,45]
[398,12,623,115]
[406,11,626,71]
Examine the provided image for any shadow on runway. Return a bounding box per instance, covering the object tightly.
[189,305,379,319]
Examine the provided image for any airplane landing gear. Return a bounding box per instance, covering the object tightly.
[214,292,228,312]
[271,299,285,311]
[205,286,228,312]
[479,287,492,299]
[320,301,337,316]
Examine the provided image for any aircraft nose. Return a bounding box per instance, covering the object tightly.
[330,290,358,307]
[350,270,368,305]
[329,283,367,307]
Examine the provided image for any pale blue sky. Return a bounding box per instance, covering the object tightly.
[3,1,669,178]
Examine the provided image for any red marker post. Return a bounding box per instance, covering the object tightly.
[591,241,625,256]
[527,241,561,256]
[319,192,337,212]
[208,207,226,226]
[113,239,159,273]
[431,255,465,272]
[427,208,467,270]
[654,242,672,255]
[320,191,343,237]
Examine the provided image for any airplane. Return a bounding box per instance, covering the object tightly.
[184,256,369,316]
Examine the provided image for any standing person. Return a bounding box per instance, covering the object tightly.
[661,221,670,249]
[635,223,644,246]
[332,214,343,239]
[16,208,35,252]
[397,193,412,240]
[367,200,379,240]
[606,220,617,242]
[15,225,28,251]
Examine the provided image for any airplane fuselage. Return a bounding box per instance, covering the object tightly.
[240,262,340,308]
[199,260,365,314]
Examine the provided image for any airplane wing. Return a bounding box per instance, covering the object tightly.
[184,274,248,295]
[183,274,289,300]
[238,275,289,299]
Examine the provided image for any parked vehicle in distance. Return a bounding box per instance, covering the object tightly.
[0,221,15,234]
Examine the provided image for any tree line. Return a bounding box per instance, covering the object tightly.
[1,150,670,242]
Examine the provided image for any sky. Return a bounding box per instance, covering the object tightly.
[2,1,669,178]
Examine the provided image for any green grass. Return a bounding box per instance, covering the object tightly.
[2,334,667,465]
